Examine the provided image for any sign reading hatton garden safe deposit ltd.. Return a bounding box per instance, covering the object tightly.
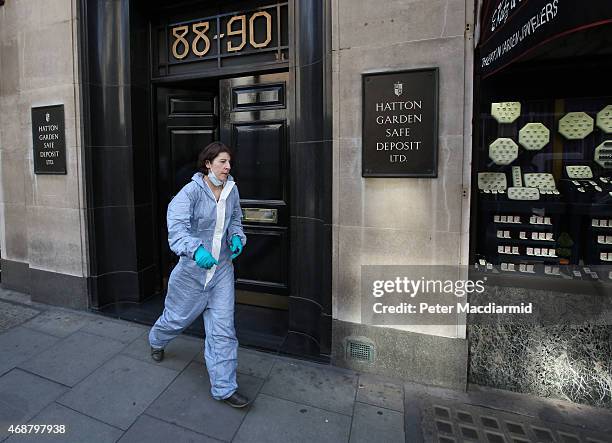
[31,105,67,174]
[362,68,439,177]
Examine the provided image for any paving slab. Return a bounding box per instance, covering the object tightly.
[0,327,59,377]
[0,370,67,440]
[192,346,276,380]
[21,310,92,338]
[356,373,404,413]
[57,354,178,430]
[146,361,263,442]
[122,333,201,372]
[0,290,33,306]
[0,301,40,332]
[236,348,276,379]
[349,401,404,443]
[119,414,221,443]
[5,402,123,443]
[18,331,126,387]
[233,393,352,443]
[81,318,147,344]
[260,359,358,416]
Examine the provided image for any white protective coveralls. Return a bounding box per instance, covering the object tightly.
[149,172,246,400]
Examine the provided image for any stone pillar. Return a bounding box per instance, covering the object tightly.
[283,0,333,358]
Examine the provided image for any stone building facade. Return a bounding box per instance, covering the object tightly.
[1,0,610,408]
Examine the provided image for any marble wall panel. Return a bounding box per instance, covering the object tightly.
[26,205,83,276]
[0,37,20,96]
[2,202,28,261]
[16,0,73,28]
[337,0,466,49]
[21,21,75,91]
[0,150,27,205]
[0,0,20,43]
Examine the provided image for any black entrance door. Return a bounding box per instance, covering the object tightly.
[156,85,219,287]
[220,72,291,324]
[155,74,290,350]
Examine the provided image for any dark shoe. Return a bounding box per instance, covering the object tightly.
[223,391,251,408]
[150,347,164,362]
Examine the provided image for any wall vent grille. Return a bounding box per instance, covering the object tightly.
[346,339,375,362]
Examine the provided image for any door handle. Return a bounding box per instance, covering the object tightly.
[242,208,278,224]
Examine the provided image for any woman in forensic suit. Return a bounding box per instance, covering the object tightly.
[148,141,250,408]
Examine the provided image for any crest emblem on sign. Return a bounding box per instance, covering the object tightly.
[394,81,403,97]
[45,113,50,122]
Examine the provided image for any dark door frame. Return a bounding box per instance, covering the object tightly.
[78,0,332,360]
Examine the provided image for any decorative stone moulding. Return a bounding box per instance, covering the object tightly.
[594,140,612,168]
[488,138,518,165]
[518,122,550,150]
[523,173,557,191]
[491,102,521,124]
[566,165,593,179]
[596,105,612,133]
[477,172,507,191]
[508,187,540,201]
[558,112,594,140]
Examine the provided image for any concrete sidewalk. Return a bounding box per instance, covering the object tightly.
[0,289,611,443]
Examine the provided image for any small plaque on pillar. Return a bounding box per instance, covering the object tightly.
[362,68,439,177]
[31,104,67,174]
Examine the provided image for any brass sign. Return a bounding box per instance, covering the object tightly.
[242,208,278,224]
[362,68,439,177]
[31,105,67,175]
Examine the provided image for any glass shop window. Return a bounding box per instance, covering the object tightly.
[472,95,612,280]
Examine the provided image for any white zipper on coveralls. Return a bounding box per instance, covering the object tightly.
[204,180,235,288]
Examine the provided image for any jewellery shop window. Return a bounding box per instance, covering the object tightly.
[473,94,612,282]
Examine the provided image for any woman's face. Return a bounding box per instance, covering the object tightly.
[206,152,231,180]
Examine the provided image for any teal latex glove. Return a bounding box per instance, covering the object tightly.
[194,246,218,269]
[230,235,244,260]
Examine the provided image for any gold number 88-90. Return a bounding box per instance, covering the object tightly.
[171,25,189,59]
[171,11,274,60]
[226,15,247,52]
[192,21,211,57]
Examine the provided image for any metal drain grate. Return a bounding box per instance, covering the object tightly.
[426,402,610,443]
[346,338,375,362]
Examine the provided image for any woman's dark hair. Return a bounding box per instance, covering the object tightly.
[197,141,233,174]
